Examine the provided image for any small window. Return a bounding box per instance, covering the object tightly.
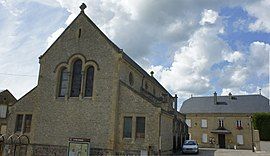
[85,66,94,97]
[236,120,242,127]
[188,133,192,140]
[186,119,191,127]
[15,114,23,132]
[129,72,134,86]
[153,88,156,95]
[78,28,81,38]
[0,105,7,118]
[70,59,82,97]
[201,119,207,128]
[145,82,148,90]
[202,133,208,143]
[123,117,132,138]
[136,117,145,138]
[24,114,32,133]
[237,135,244,145]
[58,67,68,97]
[218,119,224,127]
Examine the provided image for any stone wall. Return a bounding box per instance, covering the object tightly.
[160,112,173,152]
[187,113,253,149]
[116,83,161,153]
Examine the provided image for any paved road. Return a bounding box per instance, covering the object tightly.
[173,148,270,156]
[261,141,270,152]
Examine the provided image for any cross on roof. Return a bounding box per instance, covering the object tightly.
[80,3,87,12]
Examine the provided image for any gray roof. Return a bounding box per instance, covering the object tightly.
[180,94,270,114]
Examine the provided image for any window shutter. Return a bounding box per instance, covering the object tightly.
[201,119,207,128]
[237,135,243,144]
[202,133,207,143]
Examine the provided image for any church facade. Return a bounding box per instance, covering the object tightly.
[6,4,187,156]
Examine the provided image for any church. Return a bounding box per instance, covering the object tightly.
[5,4,187,156]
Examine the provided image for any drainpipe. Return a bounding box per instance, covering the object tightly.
[158,111,161,155]
[250,116,255,152]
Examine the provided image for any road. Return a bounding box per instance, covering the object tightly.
[173,148,270,156]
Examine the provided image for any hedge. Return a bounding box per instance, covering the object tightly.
[252,113,270,141]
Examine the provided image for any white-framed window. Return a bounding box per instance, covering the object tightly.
[218,119,224,127]
[0,105,7,118]
[237,135,244,145]
[186,119,191,127]
[201,119,207,128]
[236,120,242,127]
[202,133,208,143]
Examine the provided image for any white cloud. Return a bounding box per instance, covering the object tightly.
[224,51,244,63]
[245,0,270,32]
[221,88,249,96]
[248,41,270,77]
[200,9,219,25]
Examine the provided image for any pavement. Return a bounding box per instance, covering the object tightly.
[173,148,270,156]
[261,141,270,152]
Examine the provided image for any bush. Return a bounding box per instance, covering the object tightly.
[253,113,270,141]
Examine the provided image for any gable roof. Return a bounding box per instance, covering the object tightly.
[39,7,172,97]
[180,94,270,114]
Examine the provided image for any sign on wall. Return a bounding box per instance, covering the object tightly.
[68,138,90,156]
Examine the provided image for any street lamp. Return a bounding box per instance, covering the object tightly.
[250,116,255,152]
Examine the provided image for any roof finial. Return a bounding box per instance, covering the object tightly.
[259,89,261,95]
[80,3,87,12]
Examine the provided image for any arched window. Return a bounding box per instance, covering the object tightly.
[58,67,68,97]
[70,59,82,97]
[85,66,94,97]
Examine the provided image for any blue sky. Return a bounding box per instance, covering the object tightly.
[0,0,269,105]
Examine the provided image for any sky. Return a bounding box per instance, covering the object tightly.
[0,0,269,106]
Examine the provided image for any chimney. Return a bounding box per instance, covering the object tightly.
[214,92,217,104]
[228,92,232,99]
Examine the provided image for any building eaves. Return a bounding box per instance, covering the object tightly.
[122,52,172,97]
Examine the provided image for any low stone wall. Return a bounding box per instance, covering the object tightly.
[31,144,67,156]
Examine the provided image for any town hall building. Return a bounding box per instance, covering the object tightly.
[4,4,187,156]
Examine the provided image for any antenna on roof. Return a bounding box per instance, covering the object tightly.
[80,3,87,12]
[259,89,261,95]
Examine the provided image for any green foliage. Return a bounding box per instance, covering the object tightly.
[253,113,270,141]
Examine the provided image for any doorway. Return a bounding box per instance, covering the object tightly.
[218,134,225,148]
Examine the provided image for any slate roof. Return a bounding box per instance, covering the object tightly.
[180,94,270,114]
